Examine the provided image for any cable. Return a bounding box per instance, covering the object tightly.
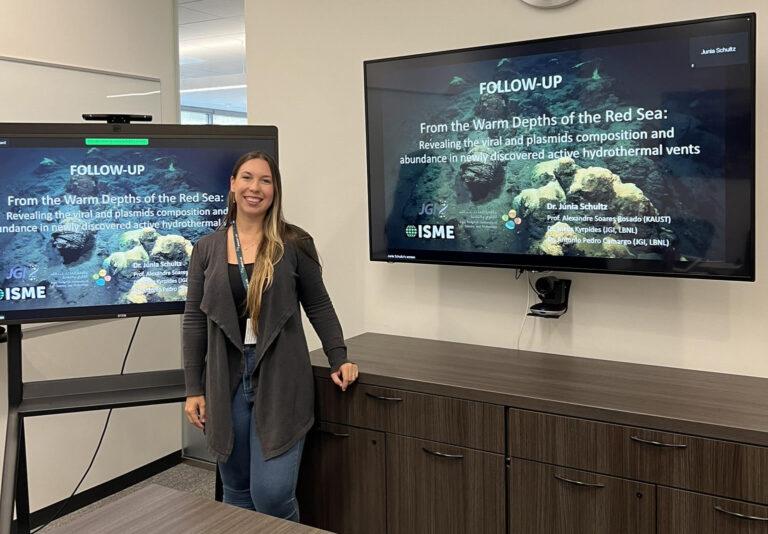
[517,271,531,351]
[31,317,141,533]
[120,317,141,375]
[31,411,114,534]
[528,270,554,299]
[528,275,542,298]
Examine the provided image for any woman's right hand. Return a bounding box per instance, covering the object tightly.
[185,395,206,430]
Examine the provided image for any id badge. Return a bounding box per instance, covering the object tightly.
[244,318,258,346]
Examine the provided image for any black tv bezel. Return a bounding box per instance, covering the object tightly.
[0,122,278,324]
[364,13,756,282]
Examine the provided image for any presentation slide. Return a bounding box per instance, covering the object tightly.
[0,143,249,316]
[367,26,751,267]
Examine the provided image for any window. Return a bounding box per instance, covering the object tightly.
[180,106,247,125]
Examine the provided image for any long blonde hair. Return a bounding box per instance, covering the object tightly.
[225,151,287,337]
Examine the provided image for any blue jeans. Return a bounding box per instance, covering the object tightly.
[218,346,305,521]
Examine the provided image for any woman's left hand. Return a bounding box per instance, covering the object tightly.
[332,362,359,391]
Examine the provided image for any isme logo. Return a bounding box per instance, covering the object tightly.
[404,224,456,239]
[0,286,47,301]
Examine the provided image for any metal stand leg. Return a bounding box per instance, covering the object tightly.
[215,464,223,502]
[1,325,24,534]
[14,420,29,534]
[1,411,19,534]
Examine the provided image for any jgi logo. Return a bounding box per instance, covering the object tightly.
[5,266,38,281]
[418,200,447,218]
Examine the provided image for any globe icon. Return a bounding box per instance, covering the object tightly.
[405,225,417,238]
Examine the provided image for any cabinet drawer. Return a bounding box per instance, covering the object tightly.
[509,458,655,534]
[387,434,505,534]
[316,378,504,452]
[658,487,768,534]
[509,409,768,503]
[298,423,385,534]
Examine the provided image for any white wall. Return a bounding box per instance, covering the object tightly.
[245,0,768,378]
[0,0,181,513]
[1,0,179,120]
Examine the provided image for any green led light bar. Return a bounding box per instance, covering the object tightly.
[85,138,149,146]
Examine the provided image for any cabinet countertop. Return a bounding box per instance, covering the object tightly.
[310,332,768,447]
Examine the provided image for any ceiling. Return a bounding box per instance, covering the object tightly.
[177,0,246,113]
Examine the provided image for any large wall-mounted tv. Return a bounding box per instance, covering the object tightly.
[0,122,277,324]
[365,13,755,280]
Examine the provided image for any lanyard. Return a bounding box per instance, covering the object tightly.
[231,224,250,293]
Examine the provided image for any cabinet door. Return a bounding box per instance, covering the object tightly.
[509,458,655,534]
[509,408,768,503]
[316,378,505,452]
[387,434,505,534]
[658,487,768,534]
[297,422,386,534]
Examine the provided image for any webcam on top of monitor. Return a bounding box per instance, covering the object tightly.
[82,114,153,124]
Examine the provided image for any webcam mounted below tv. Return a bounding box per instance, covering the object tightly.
[528,276,571,318]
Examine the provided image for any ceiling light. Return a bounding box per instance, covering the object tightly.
[180,84,247,94]
[106,90,161,99]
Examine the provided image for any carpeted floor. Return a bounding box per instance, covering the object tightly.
[39,461,215,532]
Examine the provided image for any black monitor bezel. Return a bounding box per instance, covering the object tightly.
[0,122,278,324]
[364,13,756,281]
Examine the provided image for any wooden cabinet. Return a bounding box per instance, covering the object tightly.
[658,487,768,533]
[316,380,504,452]
[302,378,505,534]
[297,422,386,534]
[300,333,768,534]
[508,458,655,534]
[509,408,768,504]
[508,408,768,533]
[387,435,505,534]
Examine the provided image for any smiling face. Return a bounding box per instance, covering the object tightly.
[229,157,275,222]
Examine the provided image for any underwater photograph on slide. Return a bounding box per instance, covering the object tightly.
[366,14,754,279]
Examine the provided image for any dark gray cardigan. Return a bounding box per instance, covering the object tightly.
[182,225,348,461]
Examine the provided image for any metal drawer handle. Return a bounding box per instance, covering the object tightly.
[630,435,687,448]
[553,474,605,488]
[422,447,464,459]
[715,506,768,522]
[365,392,403,402]
[319,430,350,438]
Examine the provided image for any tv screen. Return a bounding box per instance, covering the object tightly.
[0,122,277,324]
[365,13,755,280]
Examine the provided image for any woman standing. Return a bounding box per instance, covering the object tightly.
[182,151,358,521]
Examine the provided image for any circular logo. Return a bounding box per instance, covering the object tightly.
[505,220,516,230]
[0,289,4,300]
[93,270,111,286]
[405,225,418,238]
